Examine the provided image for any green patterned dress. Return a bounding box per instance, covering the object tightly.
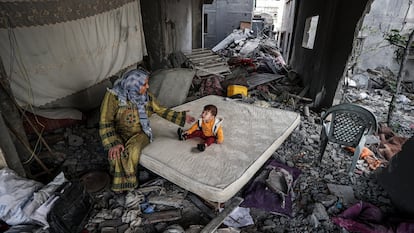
[99,91,186,192]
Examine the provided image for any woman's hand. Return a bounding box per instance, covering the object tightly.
[108,144,125,160]
[186,114,196,124]
[184,110,195,123]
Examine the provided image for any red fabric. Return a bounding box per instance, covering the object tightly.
[22,112,84,134]
[186,130,216,146]
[332,202,414,233]
[200,75,224,97]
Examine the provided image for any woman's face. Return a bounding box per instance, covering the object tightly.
[139,78,149,94]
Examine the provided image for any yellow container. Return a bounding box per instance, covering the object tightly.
[227,85,248,97]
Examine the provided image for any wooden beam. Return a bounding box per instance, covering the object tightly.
[142,209,182,224]
[200,197,243,233]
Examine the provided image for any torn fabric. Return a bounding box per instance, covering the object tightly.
[240,159,301,217]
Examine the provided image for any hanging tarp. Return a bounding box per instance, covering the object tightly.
[0,0,147,107]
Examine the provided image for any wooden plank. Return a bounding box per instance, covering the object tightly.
[246,73,284,89]
[190,54,221,62]
[186,51,214,59]
[188,194,216,219]
[187,48,211,53]
[195,65,231,77]
[192,58,225,66]
[142,209,182,224]
[198,62,228,69]
[200,197,243,233]
[136,186,165,195]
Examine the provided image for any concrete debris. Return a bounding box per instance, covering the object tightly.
[148,195,184,209]
[16,57,413,233]
[162,224,185,233]
[125,190,145,209]
[67,134,83,147]
[212,29,252,53]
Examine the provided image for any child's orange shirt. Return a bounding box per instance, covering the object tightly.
[186,117,224,143]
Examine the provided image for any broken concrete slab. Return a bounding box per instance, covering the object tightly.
[239,39,260,57]
[212,29,251,52]
[148,68,196,108]
[327,183,357,207]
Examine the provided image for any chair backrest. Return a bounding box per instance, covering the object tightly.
[321,103,377,147]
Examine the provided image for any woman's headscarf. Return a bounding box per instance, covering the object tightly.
[110,69,153,141]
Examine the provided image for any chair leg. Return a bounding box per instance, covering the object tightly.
[348,136,366,174]
[318,129,328,164]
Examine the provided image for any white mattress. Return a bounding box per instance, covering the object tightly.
[140,95,300,202]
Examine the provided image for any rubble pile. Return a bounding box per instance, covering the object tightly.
[213,29,286,73]
[4,34,413,232]
[12,82,410,233]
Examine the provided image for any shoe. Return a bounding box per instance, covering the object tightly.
[177,128,185,140]
[197,143,206,152]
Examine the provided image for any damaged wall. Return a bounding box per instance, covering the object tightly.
[289,0,371,109]
[356,0,414,82]
[203,0,254,49]
[141,0,193,70]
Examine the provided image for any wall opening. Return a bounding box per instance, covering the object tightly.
[302,15,319,49]
[203,13,208,33]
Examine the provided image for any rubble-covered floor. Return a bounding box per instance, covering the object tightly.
[13,33,414,232]
[19,82,413,233]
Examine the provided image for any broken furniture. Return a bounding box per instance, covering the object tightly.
[184,49,231,77]
[318,103,378,174]
[139,95,300,203]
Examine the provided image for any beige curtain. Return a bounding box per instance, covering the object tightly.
[0,0,147,107]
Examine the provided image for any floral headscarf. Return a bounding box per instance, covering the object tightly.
[110,69,153,141]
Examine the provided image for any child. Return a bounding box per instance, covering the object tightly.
[177,104,223,151]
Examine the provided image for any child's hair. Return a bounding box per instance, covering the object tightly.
[203,104,217,116]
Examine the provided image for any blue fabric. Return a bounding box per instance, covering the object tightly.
[110,69,153,141]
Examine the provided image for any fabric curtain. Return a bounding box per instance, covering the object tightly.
[0,0,147,107]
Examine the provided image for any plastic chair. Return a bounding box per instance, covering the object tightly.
[318,103,377,174]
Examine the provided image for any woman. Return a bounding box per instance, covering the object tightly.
[99,68,195,192]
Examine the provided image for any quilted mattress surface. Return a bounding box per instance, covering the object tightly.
[140,95,300,202]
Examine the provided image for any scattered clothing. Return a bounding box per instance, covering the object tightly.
[332,201,414,233]
[345,147,383,170]
[377,124,408,161]
[241,159,301,217]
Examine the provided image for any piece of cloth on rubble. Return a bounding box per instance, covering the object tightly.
[332,201,414,233]
[240,159,301,217]
[223,207,254,228]
[200,75,224,97]
[344,147,383,170]
[377,124,408,161]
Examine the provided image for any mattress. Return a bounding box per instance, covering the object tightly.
[140,95,300,203]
